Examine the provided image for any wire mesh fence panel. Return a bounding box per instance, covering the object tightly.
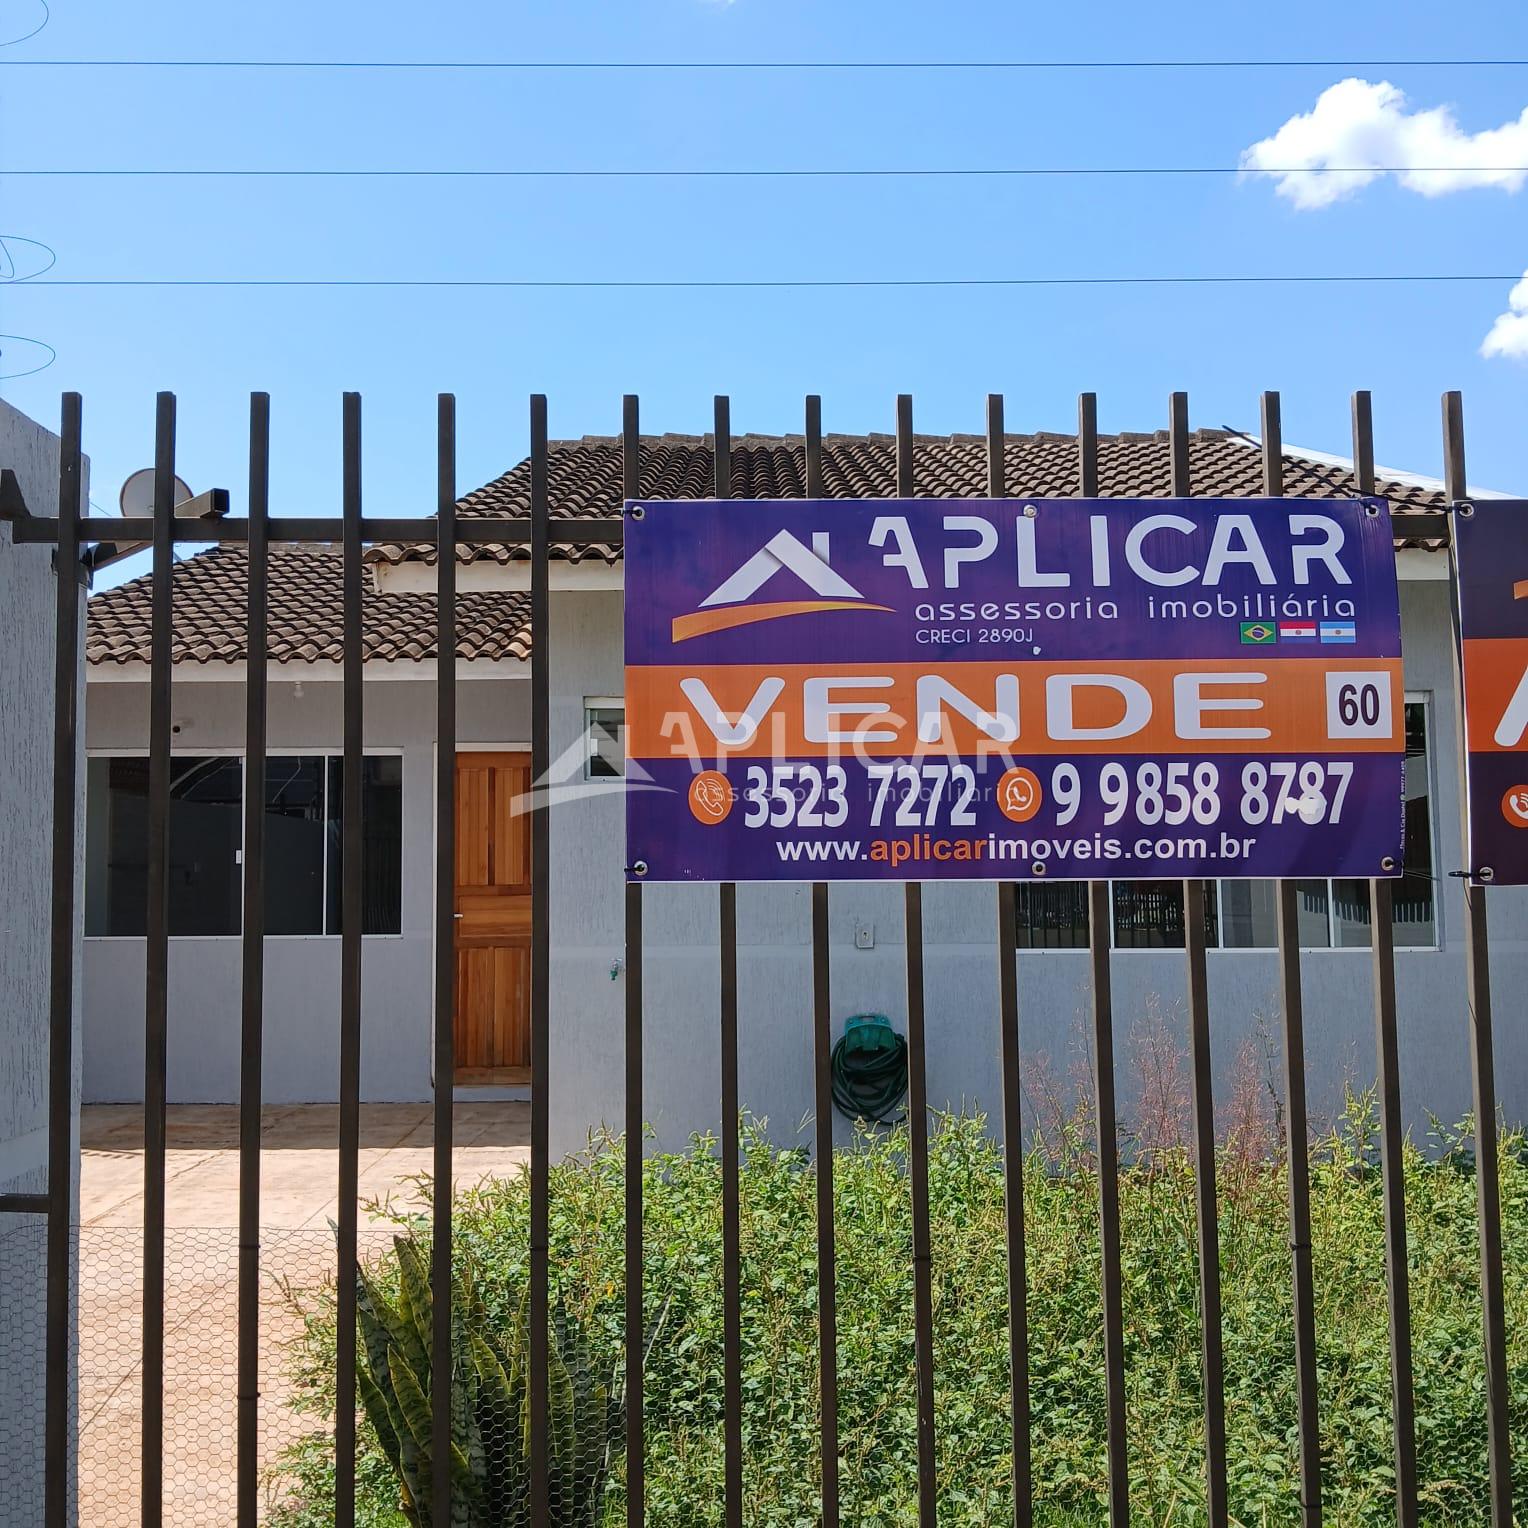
[0,1218,53,1527]
[66,1224,385,1527]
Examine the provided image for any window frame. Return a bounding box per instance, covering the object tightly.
[1013,692,1442,954]
[583,696,626,782]
[84,747,405,941]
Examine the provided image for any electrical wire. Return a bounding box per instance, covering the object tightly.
[10,273,1519,289]
[0,334,56,378]
[0,0,48,49]
[4,164,1526,179]
[1,56,1526,71]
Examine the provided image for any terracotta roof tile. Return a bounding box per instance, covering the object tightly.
[90,426,1449,667]
[87,545,529,667]
[365,426,1447,572]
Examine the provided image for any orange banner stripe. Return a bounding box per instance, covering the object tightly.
[1463,637,1528,753]
[626,657,1404,759]
[672,598,893,641]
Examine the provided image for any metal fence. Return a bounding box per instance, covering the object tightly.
[3,384,1516,1527]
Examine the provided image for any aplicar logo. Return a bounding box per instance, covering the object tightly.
[673,529,891,641]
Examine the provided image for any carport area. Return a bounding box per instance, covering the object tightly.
[76,1102,530,1524]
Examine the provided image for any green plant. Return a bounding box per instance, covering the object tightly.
[354,1234,623,1526]
[270,1059,1528,1526]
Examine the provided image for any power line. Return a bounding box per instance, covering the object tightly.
[1,56,1524,70]
[0,0,49,49]
[4,164,1526,179]
[11,273,1518,290]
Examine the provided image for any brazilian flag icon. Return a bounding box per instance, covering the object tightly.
[1239,621,1277,645]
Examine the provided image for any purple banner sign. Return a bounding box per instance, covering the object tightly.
[1454,500,1528,886]
[624,498,1405,884]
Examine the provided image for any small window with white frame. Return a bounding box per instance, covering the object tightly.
[584,699,625,780]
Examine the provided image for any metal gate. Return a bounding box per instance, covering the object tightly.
[2,386,1516,1527]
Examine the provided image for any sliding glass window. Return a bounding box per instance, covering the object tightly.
[85,753,403,937]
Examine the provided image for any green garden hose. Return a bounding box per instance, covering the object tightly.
[830,1013,909,1125]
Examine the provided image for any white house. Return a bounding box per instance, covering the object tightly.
[81,426,1528,1157]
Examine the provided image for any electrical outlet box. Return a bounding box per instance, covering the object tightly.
[854,922,874,950]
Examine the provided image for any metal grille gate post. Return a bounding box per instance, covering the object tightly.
[11,386,1515,1527]
[236,393,269,1528]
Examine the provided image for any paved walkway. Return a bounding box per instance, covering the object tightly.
[76,1103,531,1525]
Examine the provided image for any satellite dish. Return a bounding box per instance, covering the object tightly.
[119,468,193,520]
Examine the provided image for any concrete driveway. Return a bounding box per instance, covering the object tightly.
[77,1102,531,1525]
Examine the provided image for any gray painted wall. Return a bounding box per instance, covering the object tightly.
[83,580,1528,1167]
[85,672,529,1104]
[1,399,85,1525]
[544,582,1528,1160]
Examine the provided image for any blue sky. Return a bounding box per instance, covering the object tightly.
[2,0,1526,581]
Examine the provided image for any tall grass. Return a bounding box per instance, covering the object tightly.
[270,1020,1528,1527]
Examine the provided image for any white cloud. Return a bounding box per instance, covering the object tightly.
[1482,270,1528,361]
[1240,78,1528,210]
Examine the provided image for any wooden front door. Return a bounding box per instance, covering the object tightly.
[454,751,532,1083]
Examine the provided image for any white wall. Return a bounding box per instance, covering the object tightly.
[83,581,1528,1166]
[0,399,86,1524]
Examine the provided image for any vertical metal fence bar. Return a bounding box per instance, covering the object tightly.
[805,401,837,1525]
[1171,391,1229,1528]
[44,391,83,1528]
[1185,876,1227,1521]
[895,394,913,500]
[335,392,365,1526]
[715,387,745,1528]
[990,392,1033,1528]
[1077,395,1099,500]
[993,881,1030,1527]
[625,880,644,1526]
[805,396,824,498]
[1078,393,1129,1528]
[1088,878,1127,1525]
[811,879,839,1528]
[896,393,937,1524]
[1442,391,1512,1526]
[1371,876,1416,1524]
[141,390,176,1528]
[1352,391,1419,1528]
[626,395,649,1528]
[903,883,935,1523]
[715,395,731,499]
[237,393,270,1528]
[986,391,1005,502]
[718,879,742,1528]
[624,396,640,506]
[1261,393,1323,1527]
[431,394,457,1523]
[529,394,552,1526]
